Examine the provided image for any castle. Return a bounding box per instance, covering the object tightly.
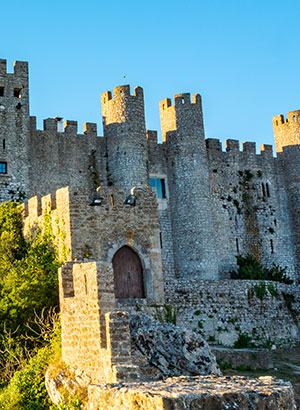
[1,60,300,400]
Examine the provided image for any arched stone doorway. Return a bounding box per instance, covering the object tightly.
[112,246,145,299]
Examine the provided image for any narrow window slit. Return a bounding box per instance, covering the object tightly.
[84,274,88,294]
[235,216,238,228]
[235,238,239,253]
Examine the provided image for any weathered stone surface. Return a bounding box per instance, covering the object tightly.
[129,313,221,378]
[212,347,274,370]
[88,375,296,410]
[45,368,89,407]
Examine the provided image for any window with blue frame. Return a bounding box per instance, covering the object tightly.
[150,178,166,199]
[0,162,7,174]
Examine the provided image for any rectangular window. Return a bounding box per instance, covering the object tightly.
[0,162,7,174]
[0,87,4,97]
[150,178,166,198]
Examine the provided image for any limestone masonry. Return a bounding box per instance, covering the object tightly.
[1,59,299,408]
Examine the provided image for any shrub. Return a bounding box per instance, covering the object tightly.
[233,332,255,349]
[230,254,293,284]
[0,319,61,410]
[153,304,177,325]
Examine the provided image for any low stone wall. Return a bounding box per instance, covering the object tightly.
[88,375,295,409]
[165,279,300,347]
[212,347,273,370]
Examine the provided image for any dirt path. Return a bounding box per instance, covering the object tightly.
[222,346,300,409]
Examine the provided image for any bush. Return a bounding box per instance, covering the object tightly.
[233,332,255,349]
[0,320,61,410]
[230,254,293,284]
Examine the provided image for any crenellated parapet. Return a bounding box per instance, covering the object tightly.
[29,116,99,137]
[159,93,203,142]
[206,138,274,160]
[101,85,145,130]
[273,110,300,152]
[0,59,28,78]
[0,59,29,99]
[101,84,144,105]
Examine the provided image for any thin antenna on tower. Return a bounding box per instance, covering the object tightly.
[123,75,126,83]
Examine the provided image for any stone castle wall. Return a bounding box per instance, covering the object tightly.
[22,186,165,383]
[28,117,106,198]
[59,262,140,384]
[205,139,296,280]
[22,185,164,303]
[3,56,297,282]
[0,60,30,202]
[165,278,300,347]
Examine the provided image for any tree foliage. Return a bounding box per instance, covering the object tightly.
[0,201,60,387]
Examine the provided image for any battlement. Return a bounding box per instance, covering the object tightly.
[0,59,28,77]
[159,93,203,141]
[273,110,300,127]
[206,138,274,157]
[84,122,97,136]
[23,192,57,219]
[226,139,240,152]
[30,117,98,136]
[159,93,201,112]
[64,120,78,134]
[273,110,300,152]
[101,85,144,105]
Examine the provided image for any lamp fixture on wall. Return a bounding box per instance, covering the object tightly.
[89,186,103,206]
[124,187,136,207]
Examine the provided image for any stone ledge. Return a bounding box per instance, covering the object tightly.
[88,375,295,409]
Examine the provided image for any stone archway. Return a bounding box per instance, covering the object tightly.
[112,245,145,299]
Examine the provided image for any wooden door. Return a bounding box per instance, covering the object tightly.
[112,246,145,299]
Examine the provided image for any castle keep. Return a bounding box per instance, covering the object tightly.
[1,60,300,404]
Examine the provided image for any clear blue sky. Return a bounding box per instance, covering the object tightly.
[1,0,299,150]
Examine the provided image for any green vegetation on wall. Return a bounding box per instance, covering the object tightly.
[230,254,293,284]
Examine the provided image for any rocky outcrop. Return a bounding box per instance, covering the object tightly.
[88,375,296,410]
[129,313,221,378]
[45,368,89,408]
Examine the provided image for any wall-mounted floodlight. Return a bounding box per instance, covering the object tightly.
[124,187,136,207]
[89,187,103,206]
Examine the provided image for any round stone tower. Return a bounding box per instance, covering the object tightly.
[273,110,300,283]
[159,93,219,279]
[272,110,300,152]
[101,85,149,192]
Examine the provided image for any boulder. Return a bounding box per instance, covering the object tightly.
[129,313,221,378]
